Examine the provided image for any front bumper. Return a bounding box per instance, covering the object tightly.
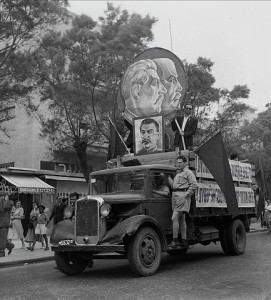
[51,244,125,253]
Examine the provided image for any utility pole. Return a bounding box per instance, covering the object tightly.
[169,19,173,52]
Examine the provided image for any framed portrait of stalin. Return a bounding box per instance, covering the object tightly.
[134,115,165,156]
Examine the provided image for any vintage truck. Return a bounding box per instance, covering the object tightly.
[50,150,256,277]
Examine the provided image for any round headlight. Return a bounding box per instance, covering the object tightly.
[63,206,73,219]
[100,203,111,218]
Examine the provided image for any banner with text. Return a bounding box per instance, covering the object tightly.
[196,183,255,208]
[195,156,252,183]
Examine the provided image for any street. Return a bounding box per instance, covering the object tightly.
[0,232,270,300]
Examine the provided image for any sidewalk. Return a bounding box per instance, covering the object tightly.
[249,217,268,233]
[0,239,54,269]
[0,220,267,269]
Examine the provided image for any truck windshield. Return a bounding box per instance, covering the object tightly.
[90,170,145,194]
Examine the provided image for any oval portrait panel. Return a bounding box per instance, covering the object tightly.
[118,47,187,124]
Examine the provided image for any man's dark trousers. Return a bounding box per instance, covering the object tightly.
[0,227,13,256]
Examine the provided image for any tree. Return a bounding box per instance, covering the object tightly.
[216,104,271,201]
[214,85,250,129]
[211,85,250,152]
[184,57,250,149]
[0,0,69,137]
[185,57,220,119]
[27,3,156,181]
[237,106,271,186]
[69,3,156,138]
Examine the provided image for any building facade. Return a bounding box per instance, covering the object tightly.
[0,167,91,235]
[0,8,111,239]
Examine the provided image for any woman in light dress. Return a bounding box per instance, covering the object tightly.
[25,202,39,249]
[7,204,15,243]
[11,201,25,249]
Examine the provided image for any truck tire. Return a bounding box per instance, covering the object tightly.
[219,223,231,255]
[55,252,88,275]
[227,219,246,255]
[127,227,162,277]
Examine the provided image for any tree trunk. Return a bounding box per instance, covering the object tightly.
[73,140,90,183]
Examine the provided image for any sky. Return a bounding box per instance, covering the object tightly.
[68,1,271,112]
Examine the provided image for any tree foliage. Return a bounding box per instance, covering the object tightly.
[236,106,271,186]
[240,106,271,154]
[215,85,250,128]
[185,57,220,119]
[0,0,69,136]
[2,1,256,183]
[27,3,156,181]
[184,57,250,148]
[210,85,250,151]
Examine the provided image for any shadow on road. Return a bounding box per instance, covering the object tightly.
[54,245,227,279]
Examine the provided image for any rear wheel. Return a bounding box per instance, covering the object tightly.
[227,219,246,255]
[220,219,246,255]
[54,252,88,275]
[219,223,231,255]
[127,227,162,277]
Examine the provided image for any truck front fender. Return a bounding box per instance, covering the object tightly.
[50,219,75,245]
[101,215,168,251]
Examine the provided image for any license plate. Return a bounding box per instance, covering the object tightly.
[58,239,75,246]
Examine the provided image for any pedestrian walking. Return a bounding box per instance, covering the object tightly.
[7,204,15,244]
[25,202,39,250]
[0,193,15,257]
[47,197,69,270]
[11,200,25,249]
[265,202,271,235]
[27,205,49,251]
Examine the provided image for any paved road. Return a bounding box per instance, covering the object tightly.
[0,232,270,300]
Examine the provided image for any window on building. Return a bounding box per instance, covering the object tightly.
[40,161,82,173]
[0,162,15,169]
[40,161,55,171]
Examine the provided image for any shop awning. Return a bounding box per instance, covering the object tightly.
[1,174,55,194]
[44,175,86,182]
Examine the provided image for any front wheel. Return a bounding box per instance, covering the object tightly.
[54,252,89,275]
[127,227,162,277]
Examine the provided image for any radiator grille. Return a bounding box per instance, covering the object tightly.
[75,199,99,237]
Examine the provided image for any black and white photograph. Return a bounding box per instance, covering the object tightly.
[1,1,271,300]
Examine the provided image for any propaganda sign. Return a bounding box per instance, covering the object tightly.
[133,115,164,155]
[118,47,187,124]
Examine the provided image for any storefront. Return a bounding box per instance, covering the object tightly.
[44,175,88,203]
[0,173,55,235]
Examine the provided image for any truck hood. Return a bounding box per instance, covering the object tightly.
[93,192,145,203]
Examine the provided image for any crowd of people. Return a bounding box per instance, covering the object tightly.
[0,192,80,257]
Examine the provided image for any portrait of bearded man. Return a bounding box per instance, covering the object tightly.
[153,57,183,117]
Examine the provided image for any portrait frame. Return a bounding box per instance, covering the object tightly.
[133,114,165,156]
[117,47,188,117]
